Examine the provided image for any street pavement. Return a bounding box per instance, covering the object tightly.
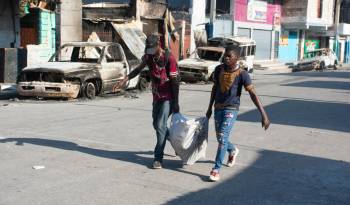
[0,70,349,205]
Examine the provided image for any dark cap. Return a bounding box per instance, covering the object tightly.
[145,34,159,55]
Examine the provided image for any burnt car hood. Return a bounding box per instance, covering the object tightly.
[22,62,97,74]
[178,58,220,70]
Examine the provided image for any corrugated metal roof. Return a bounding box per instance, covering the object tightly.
[111,22,146,60]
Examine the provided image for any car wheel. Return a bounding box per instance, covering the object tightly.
[84,82,96,99]
[320,61,325,71]
[333,60,338,70]
[138,77,149,91]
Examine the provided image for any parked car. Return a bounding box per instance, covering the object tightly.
[294,48,338,71]
[207,36,256,73]
[17,42,149,99]
[178,46,225,82]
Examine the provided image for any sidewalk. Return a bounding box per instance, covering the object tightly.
[339,63,350,70]
[254,60,293,74]
[253,61,350,74]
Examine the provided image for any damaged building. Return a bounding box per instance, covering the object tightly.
[82,0,191,61]
[0,0,83,84]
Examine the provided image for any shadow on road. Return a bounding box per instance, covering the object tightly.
[238,99,350,133]
[1,138,349,204]
[282,80,350,90]
[0,137,210,181]
[164,149,350,205]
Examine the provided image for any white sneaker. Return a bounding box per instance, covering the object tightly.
[227,148,239,167]
[209,170,220,182]
[153,161,162,169]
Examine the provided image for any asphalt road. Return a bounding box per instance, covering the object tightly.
[0,70,349,205]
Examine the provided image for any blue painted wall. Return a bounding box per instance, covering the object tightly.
[345,40,350,63]
[38,10,56,60]
[279,30,299,63]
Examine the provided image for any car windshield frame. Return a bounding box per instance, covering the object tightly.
[195,48,224,61]
[49,45,106,63]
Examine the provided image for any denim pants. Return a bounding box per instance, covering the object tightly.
[152,100,171,162]
[213,109,239,171]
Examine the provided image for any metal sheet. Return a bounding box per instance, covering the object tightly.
[253,29,272,60]
[111,22,146,60]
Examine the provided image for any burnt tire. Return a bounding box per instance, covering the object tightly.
[138,77,149,91]
[320,61,325,71]
[84,82,96,99]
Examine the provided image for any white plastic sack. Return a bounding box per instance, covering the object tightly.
[169,113,208,165]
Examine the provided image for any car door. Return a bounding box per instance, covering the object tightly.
[99,44,128,92]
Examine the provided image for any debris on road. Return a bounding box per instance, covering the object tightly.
[124,92,139,99]
[9,98,19,102]
[32,165,45,170]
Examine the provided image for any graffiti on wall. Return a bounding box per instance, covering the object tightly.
[304,39,320,54]
[280,31,288,46]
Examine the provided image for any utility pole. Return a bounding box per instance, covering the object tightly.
[334,0,342,58]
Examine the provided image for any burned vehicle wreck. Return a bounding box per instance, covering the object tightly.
[17,42,147,99]
[178,46,225,82]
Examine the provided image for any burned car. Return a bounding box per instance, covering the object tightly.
[17,42,147,99]
[178,36,256,82]
[208,36,256,73]
[178,46,225,82]
[294,48,338,71]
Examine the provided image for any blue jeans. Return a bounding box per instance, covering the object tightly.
[152,100,171,162]
[213,109,239,171]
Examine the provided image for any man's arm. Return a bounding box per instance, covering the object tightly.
[247,88,270,130]
[206,83,217,119]
[170,75,180,113]
[113,60,146,92]
[166,54,180,113]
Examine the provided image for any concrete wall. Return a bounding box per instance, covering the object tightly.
[282,0,334,27]
[57,0,82,47]
[190,0,206,52]
[281,0,308,25]
[282,0,308,18]
[0,0,20,48]
[26,10,56,65]
[307,0,334,26]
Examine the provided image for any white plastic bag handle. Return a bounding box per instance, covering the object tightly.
[171,113,187,125]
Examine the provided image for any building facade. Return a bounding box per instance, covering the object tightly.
[337,0,350,63]
[233,0,282,60]
[280,0,335,63]
[0,0,20,48]
[206,0,282,61]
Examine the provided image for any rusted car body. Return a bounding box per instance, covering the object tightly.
[17,42,143,99]
[178,46,225,82]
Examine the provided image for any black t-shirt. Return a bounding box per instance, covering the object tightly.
[213,64,253,109]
